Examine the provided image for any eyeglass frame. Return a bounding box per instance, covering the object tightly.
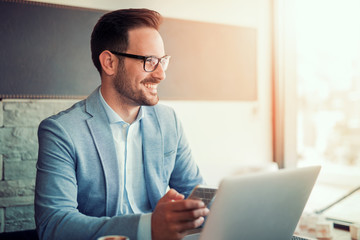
[109,50,171,72]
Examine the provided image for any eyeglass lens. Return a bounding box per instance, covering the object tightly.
[144,56,170,72]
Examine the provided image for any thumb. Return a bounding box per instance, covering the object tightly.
[160,189,185,203]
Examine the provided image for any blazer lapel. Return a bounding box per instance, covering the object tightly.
[85,88,120,216]
[141,106,166,208]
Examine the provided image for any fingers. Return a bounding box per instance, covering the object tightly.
[160,201,209,229]
[169,199,206,211]
[171,207,209,224]
[159,189,185,203]
[151,190,210,240]
[170,216,206,233]
[156,209,207,236]
[179,216,205,232]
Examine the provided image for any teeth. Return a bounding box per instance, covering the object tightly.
[144,83,157,89]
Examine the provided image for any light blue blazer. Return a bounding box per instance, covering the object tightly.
[35,87,204,240]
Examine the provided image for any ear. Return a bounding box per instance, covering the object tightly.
[99,50,117,76]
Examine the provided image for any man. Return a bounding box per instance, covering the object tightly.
[35,8,208,240]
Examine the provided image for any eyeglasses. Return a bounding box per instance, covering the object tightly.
[110,51,171,72]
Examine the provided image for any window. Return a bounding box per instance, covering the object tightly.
[295,0,360,179]
[275,0,360,184]
[273,0,360,221]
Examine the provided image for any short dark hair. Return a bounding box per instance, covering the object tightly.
[91,8,162,74]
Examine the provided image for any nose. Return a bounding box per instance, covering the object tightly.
[151,63,166,81]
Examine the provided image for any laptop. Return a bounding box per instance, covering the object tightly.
[183,166,321,240]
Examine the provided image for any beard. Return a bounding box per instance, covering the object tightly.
[113,63,159,106]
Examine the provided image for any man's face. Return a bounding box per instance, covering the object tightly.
[113,27,166,106]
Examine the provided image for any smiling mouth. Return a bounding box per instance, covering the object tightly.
[144,82,158,94]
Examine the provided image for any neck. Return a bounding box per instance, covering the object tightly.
[101,86,140,124]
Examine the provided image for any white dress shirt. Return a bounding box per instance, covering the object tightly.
[99,88,152,239]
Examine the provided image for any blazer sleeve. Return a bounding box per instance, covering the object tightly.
[35,118,140,240]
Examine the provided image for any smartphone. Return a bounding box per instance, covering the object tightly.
[187,184,217,207]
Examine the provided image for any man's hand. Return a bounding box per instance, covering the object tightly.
[151,189,210,240]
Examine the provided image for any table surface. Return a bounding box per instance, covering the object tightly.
[296,228,350,239]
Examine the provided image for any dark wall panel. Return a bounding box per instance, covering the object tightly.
[0,1,257,100]
[0,1,104,98]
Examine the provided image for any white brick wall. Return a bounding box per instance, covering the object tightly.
[0,99,78,233]
[0,101,3,127]
[0,208,4,232]
[0,155,3,181]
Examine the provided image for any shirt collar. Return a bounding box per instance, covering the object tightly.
[99,87,144,124]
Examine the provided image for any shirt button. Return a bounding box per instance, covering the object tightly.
[122,124,127,128]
